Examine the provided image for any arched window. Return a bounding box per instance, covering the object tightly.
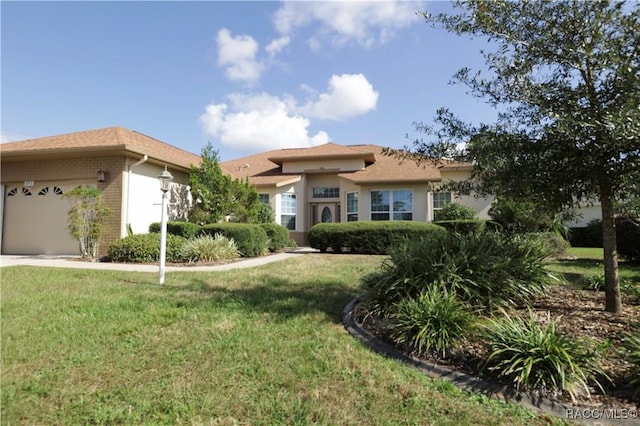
[321,206,333,223]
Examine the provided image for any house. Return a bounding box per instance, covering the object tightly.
[0,126,200,256]
[220,143,494,246]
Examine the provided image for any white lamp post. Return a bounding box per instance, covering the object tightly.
[158,166,174,285]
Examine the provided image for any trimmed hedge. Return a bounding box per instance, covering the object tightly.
[260,223,290,252]
[149,221,203,239]
[433,219,499,235]
[201,223,268,257]
[107,233,186,263]
[308,221,447,254]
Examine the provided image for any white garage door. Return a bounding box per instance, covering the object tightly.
[2,181,94,255]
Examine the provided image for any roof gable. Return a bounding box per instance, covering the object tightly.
[267,143,376,164]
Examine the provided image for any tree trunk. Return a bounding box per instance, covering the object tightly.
[600,180,622,314]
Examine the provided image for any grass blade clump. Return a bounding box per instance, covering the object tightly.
[180,233,240,263]
[389,288,475,357]
[482,310,605,402]
[621,332,640,396]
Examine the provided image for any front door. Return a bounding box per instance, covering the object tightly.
[311,203,340,226]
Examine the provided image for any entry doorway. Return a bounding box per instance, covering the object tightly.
[311,203,340,226]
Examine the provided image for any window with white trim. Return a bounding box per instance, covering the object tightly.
[371,190,413,221]
[432,192,452,215]
[280,193,296,230]
[346,192,358,222]
[259,193,269,204]
[392,190,413,220]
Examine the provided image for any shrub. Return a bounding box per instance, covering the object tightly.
[617,212,640,263]
[149,221,203,239]
[308,221,447,254]
[260,223,290,252]
[433,202,476,221]
[63,187,111,258]
[569,213,640,263]
[201,223,268,257]
[107,233,186,263]
[489,198,557,234]
[361,231,552,315]
[433,219,494,235]
[389,288,475,358]
[482,311,604,402]
[621,332,640,396]
[528,232,570,258]
[180,234,240,263]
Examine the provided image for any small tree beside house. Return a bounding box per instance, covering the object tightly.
[189,142,263,225]
[64,187,112,259]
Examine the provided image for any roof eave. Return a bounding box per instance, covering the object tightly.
[1,144,197,172]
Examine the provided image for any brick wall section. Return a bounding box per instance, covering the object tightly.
[1,155,126,256]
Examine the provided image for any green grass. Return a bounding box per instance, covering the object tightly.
[547,247,640,294]
[1,255,562,425]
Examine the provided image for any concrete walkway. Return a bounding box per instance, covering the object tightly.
[0,248,318,272]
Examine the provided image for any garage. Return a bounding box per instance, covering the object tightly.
[2,181,92,255]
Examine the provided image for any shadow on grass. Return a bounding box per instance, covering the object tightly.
[176,275,359,324]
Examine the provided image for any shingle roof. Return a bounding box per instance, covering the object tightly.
[221,143,444,187]
[338,145,442,184]
[267,143,376,164]
[0,126,201,169]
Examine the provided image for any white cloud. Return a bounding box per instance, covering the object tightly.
[199,73,379,154]
[265,36,290,58]
[273,1,422,49]
[199,93,329,153]
[216,28,263,83]
[298,73,379,121]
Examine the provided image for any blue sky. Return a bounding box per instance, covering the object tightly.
[2,1,498,161]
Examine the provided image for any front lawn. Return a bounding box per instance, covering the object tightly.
[0,255,556,425]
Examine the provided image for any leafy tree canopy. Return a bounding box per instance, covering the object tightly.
[189,143,262,225]
[394,0,639,313]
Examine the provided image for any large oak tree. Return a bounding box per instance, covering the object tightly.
[399,0,639,313]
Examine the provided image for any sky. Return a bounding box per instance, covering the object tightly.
[1,1,499,161]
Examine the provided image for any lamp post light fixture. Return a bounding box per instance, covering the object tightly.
[158,166,174,285]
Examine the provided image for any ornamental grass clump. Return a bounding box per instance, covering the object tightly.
[389,288,475,358]
[361,231,553,316]
[180,233,240,263]
[621,332,640,396]
[482,310,605,402]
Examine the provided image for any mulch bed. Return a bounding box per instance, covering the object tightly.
[355,286,640,410]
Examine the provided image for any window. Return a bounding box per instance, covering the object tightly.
[312,187,339,199]
[370,190,390,220]
[280,193,296,230]
[371,190,412,221]
[259,193,269,204]
[392,190,413,220]
[38,186,63,196]
[433,192,452,215]
[346,192,358,222]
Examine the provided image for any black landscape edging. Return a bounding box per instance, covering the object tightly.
[342,297,640,426]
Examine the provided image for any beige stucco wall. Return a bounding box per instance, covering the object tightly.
[282,158,364,174]
[438,169,495,220]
